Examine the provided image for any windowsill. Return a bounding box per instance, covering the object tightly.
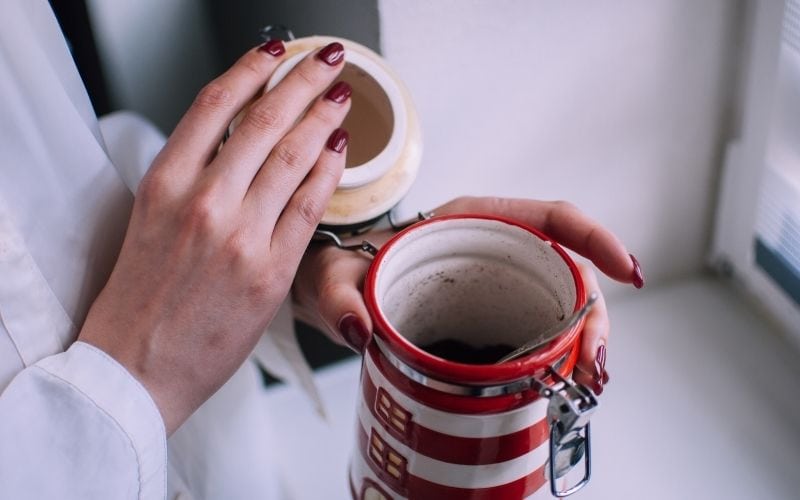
[263,275,800,499]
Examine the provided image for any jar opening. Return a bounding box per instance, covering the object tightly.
[339,62,394,168]
[374,218,578,366]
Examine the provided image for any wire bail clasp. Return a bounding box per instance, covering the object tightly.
[259,24,295,42]
[533,368,598,497]
[312,210,434,257]
[312,230,380,256]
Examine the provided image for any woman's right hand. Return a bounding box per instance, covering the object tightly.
[78,41,353,434]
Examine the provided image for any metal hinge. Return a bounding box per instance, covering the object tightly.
[532,368,598,497]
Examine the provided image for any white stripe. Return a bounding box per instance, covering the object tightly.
[350,450,409,500]
[352,437,551,499]
[358,400,549,489]
[365,351,547,438]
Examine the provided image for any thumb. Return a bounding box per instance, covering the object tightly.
[317,259,373,353]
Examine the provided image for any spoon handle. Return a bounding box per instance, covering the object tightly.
[496,293,598,364]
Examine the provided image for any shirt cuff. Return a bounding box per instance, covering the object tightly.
[36,341,167,498]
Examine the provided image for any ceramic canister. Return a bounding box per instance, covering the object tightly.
[349,215,590,500]
[230,36,423,232]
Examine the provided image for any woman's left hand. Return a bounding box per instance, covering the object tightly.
[293,196,644,394]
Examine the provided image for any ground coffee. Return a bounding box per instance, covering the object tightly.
[419,338,516,365]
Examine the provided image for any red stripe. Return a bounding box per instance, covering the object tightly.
[357,424,548,500]
[368,343,546,414]
[363,369,549,465]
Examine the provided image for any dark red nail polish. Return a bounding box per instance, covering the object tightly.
[338,314,370,353]
[592,381,604,395]
[630,253,645,289]
[327,128,349,153]
[317,42,345,66]
[602,369,610,385]
[594,345,606,384]
[258,39,285,57]
[324,82,352,103]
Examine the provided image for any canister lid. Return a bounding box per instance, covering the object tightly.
[269,36,423,230]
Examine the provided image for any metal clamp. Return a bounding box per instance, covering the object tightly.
[534,367,598,497]
[388,210,435,231]
[373,336,596,496]
[259,24,295,41]
[312,210,434,256]
[312,230,380,256]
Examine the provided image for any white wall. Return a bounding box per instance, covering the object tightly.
[85,0,743,296]
[380,0,741,296]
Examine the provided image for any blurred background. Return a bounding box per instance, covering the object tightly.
[48,0,800,498]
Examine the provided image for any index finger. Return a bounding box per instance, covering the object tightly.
[211,42,346,197]
[158,42,288,177]
[439,197,641,285]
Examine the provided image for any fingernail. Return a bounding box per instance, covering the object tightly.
[338,314,370,353]
[258,39,285,57]
[602,369,610,385]
[594,344,606,384]
[324,82,352,103]
[592,380,604,396]
[327,128,349,153]
[630,253,645,289]
[317,42,345,66]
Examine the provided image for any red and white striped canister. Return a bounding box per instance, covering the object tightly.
[349,215,595,500]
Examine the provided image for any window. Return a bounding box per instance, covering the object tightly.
[753,0,800,307]
[712,0,800,339]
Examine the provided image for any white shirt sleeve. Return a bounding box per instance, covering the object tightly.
[0,341,167,499]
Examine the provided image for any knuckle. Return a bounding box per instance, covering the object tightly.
[294,193,325,228]
[294,63,323,88]
[446,196,477,213]
[223,232,258,267]
[182,190,221,235]
[489,197,513,214]
[245,279,272,304]
[136,170,170,205]
[272,142,307,171]
[317,279,351,304]
[305,104,338,126]
[244,104,284,134]
[317,158,344,183]
[552,200,578,213]
[239,55,264,78]
[453,196,474,204]
[194,82,234,113]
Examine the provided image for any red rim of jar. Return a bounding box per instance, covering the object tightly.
[363,214,586,386]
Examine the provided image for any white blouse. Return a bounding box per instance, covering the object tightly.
[0,1,317,498]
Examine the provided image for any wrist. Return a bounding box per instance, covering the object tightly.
[78,327,197,435]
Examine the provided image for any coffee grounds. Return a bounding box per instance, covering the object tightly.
[420,338,516,365]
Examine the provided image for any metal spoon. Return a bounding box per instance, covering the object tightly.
[495,293,599,364]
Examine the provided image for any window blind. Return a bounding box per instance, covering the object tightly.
[753,0,800,306]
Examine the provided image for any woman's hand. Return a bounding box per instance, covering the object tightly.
[79,41,353,434]
[293,196,645,394]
